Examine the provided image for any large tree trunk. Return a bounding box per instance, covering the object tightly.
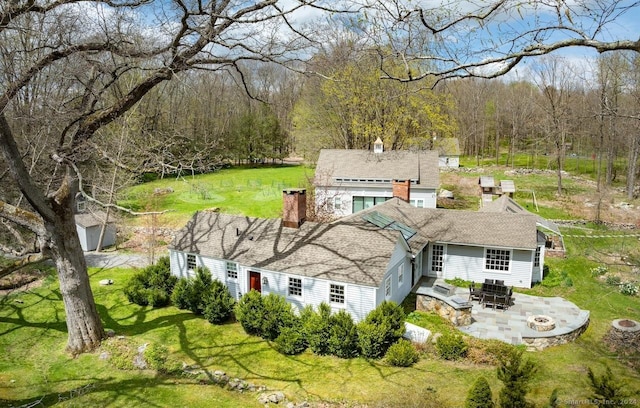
[46,204,105,355]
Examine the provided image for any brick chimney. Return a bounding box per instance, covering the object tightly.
[282,188,307,228]
[392,179,410,202]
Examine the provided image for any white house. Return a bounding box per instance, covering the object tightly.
[169,189,546,322]
[314,139,439,217]
[433,137,461,168]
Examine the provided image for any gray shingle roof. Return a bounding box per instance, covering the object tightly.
[479,195,561,236]
[347,198,539,250]
[169,211,402,287]
[314,149,439,188]
[75,211,113,228]
[171,198,540,288]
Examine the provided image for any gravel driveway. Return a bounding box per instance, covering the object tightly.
[84,251,151,269]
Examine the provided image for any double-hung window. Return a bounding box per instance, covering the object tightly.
[226,262,238,279]
[288,277,302,297]
[485,248,511,272]
[187,254,196,270]
[398,264,404,285]
[329,284,345,304]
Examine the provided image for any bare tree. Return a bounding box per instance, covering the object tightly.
[355,0,640,82]
[533,56,576,195]
[0,0,343,355]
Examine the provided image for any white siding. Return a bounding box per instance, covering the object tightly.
[438,156,460,168]
[76,224,116,251]
[442,244,534,288]
[318,186,436,216]
[170,250,380,322]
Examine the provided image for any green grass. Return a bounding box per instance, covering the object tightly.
[1,252,639,407]
[3,163,640,407]
[118,165,312,226]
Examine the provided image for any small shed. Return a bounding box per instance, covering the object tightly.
[479,176,496,205]
[75,211,116,251]
[499,180,516,197]
[434,138,461,168]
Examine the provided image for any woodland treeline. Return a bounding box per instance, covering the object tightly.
[85,47,640,199]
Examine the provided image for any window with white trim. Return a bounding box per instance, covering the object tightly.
[288,277,302,297]
[226,262,238,279]
[187,254,196,270]
[334,196,342,211]
[398,263,404,285]
[385,276,392,298]
[409,199,425,208]
[431,244,444,273]
[534,247,541,267]
[329,284,345,304]
[485,248,511,271]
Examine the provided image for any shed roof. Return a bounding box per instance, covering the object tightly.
[500,180,516,193]
[314,149,439,188]
[74,211,113,228]
[479,176,495,188]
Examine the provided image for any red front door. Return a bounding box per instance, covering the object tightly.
[249,271,261,293]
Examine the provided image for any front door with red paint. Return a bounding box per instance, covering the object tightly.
[249,271,261,293]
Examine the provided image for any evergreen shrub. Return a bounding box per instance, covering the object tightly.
[436,332,468,360]
[465,376,494,408]
[385,339,419,367]
[302,303,332,355]
[274,325,307,355]
[235,290,265,336]
[327,310,359,358]
[124,256,177,307]
[203,279,235,324]
[261,293,296,340]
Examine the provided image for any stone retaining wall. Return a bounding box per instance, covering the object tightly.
[416,294,472,326]
[521,318,590,351]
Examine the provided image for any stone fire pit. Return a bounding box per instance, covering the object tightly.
[611,318,640,332]
[527,315,556,332]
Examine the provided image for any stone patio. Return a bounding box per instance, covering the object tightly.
[413,279,590,351]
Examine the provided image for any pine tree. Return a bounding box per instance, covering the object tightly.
[497,348,537,408]
[465,376,495,408]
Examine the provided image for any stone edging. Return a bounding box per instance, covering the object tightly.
[521,312,590,351]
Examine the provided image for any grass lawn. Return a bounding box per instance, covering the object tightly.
[1,248,639,407]
[118,165,312,227]
[2,163,640,407]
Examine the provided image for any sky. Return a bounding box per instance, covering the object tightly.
[62,0,640,82]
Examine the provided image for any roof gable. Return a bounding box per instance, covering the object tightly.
[315,149,439,188]
[479,195,561,235]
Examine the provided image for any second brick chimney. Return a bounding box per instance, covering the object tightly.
[392,179,410,203]
[282,188,307,228]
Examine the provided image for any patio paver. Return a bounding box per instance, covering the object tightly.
[414,280,590,347]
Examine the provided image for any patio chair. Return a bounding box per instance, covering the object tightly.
[484,279,494,285]
[469,282,482,302]
[495,279,505,286]
[495,294,510,311]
